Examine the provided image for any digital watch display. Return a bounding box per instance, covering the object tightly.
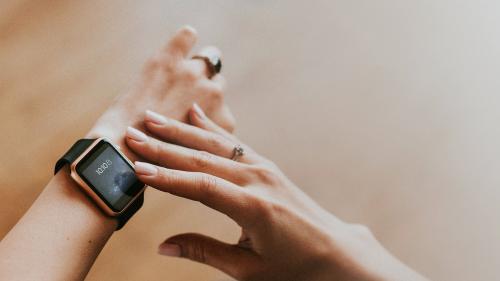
[55,138,145,230]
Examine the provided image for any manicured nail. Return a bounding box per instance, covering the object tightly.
[158,243,181,257]
[192,103,206,119]
[145,110,167,125]
[134,161,157,176]
[126,127,148,142]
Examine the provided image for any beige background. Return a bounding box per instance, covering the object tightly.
[1,1,500,280]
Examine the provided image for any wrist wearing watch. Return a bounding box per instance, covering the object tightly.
[54,138,145,230]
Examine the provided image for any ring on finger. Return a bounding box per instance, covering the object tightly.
[191,54,222,79]
[230,144,245,162]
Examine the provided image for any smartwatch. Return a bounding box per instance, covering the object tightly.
[54,138,145,230]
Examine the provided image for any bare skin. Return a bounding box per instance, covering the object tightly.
[90,28,235,156]
[125,107,430,281]
[0,26,233,281]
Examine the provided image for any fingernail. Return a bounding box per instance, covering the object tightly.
[192,103,206,119]
[134,161,157,176]
[180,25,197,35]
[145,110,168,125]
[158,243,181,257]
[126,127,148,142]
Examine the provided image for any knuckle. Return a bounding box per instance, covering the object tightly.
[207,85,223,98]
[237,192,289,229]
[184,70,199,82]
[259,203,288,226]
[144,54,173,73]
[246,194,279,220]
[164,122,181,140]
[154,141,165,164]
[179,65,200,82]
[196,82,223,100]
[155,140,178,167]
[195,173,219,198]
[249,164,281,186]
[248,197,271,221]
[207,134,226,152]
[267,201,288,218]
[157,168,176,186]
[206,87,223,101]
[190,150,214,169]
[223,122,236,134]
[185,240,207,263]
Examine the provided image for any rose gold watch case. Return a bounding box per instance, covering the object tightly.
[69,137,145,216]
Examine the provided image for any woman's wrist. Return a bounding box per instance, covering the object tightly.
[85,96,200,162]
[0,166,116,280]
[50,166,118,230]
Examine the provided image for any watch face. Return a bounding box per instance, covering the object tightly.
[75,140,144,212]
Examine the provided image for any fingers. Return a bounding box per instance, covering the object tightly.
[190,76,232,131]
[159,233,260,280]
[164,25,198,59]
[125,127,250,184]
[193,73,225,97]
[191,45,223,79]
[189,103,237,139]
[134,162,250,222]
[209,73,227,93]
[202,104,236,134]
[178,57,226,98]
[143,110,245,161]
[180,59,209,81]
[188,105,263,163]
[158,26,225,84]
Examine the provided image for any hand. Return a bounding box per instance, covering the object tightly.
[123,107,428,281]
[88,26,235,161]
[0,26,235,281]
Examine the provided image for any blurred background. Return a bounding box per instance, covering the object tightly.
[1,1,500,280]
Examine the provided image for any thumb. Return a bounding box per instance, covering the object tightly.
[158,233,259,279]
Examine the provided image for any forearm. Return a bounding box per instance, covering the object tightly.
[0,104,201,281]
[0,110,128,281]
[0,167,116,281]
[0,26,231,280]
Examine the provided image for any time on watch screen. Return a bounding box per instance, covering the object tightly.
[76,140,144,212]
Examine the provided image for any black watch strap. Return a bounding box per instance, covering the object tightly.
[54,138,144,230]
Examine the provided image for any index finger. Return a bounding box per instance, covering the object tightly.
[134,161,251,224]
